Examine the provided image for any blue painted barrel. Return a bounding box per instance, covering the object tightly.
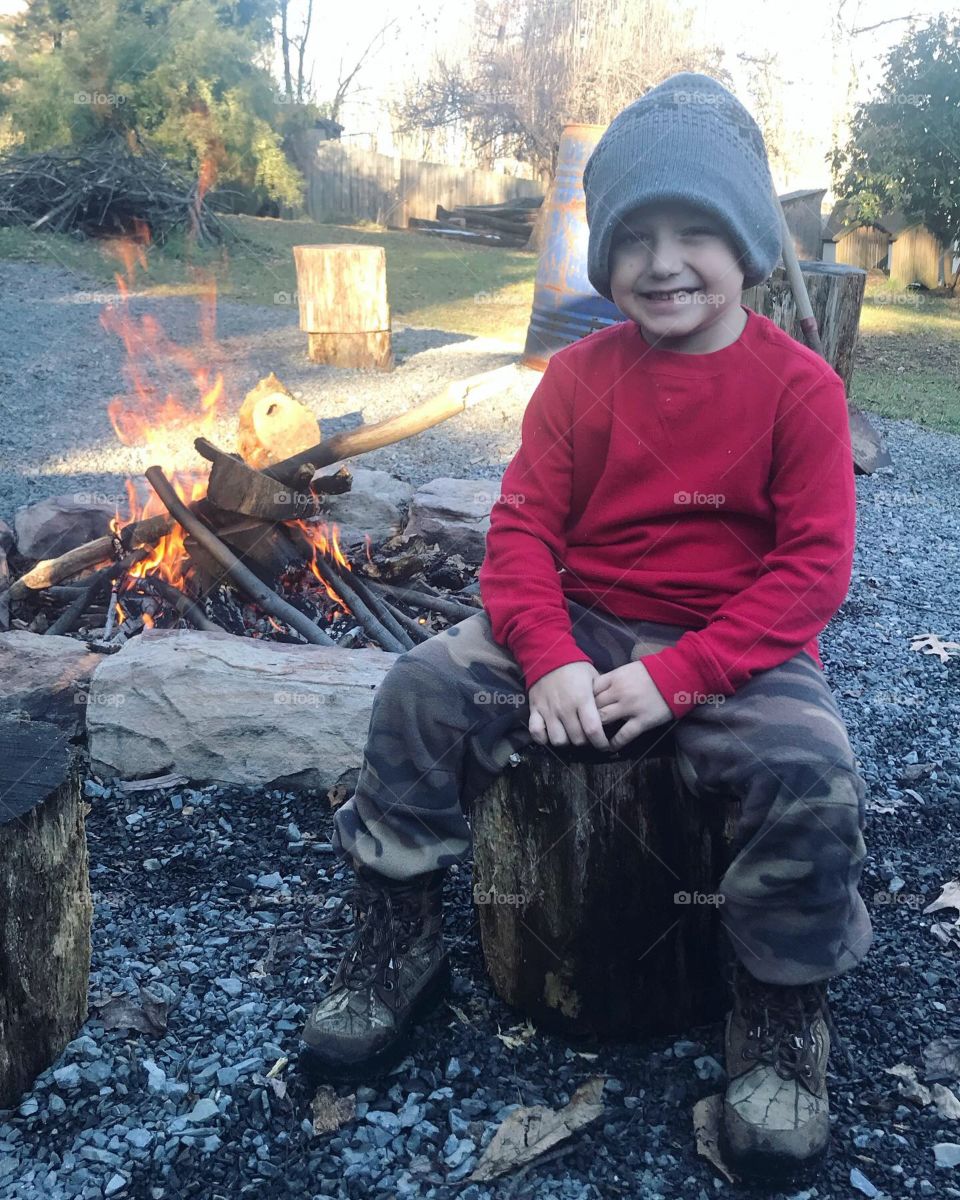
[522,123,624,370]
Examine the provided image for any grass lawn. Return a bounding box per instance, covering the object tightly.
[1,215,958,431]
[0,214,539,345]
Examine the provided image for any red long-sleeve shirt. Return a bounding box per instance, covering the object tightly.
[478,307,857,720]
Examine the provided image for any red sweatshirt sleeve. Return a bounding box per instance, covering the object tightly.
[478,355,594,689]
[642,365,856,720]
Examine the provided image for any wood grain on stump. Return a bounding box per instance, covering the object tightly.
[470,732,741,1039]
[0,719,92,1107]
[744,261,865,393]
[293,244,393,370]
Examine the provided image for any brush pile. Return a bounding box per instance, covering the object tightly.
[0,131,226,243]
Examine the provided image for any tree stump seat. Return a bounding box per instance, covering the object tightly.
[471,729,741,1039]
[0,719,92,1108]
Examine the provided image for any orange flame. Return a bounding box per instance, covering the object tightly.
[296,521,354,611]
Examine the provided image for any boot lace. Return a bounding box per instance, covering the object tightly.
[735,968,829,1083]
[340,873,437,993]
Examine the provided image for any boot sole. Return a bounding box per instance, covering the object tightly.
[717,1118,830,1188]
[298,956,451,1085]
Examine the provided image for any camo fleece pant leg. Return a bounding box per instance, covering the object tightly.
[331,599,872,985]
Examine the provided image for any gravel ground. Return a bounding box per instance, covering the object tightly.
[0,260,528,526]
[2,261,960,1199]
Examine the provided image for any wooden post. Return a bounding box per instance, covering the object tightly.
[470,733,740,1039]
[0,719,92,1107]
[292,244,393,371]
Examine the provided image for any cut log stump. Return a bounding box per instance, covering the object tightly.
[470,732,741,1039]
[293,244,394,370]
[0,719,92,1108]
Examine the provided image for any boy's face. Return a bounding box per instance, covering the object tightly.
[608,200,747,350]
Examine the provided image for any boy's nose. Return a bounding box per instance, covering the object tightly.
[647,239,685,277]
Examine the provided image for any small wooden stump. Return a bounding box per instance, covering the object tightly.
[0,719,92,1108]
[470,732,741,1039]
[292,244,393,370]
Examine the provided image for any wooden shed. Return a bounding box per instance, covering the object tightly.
[779,188,827,261]
[884,209,945,288]
[822,199,890,271]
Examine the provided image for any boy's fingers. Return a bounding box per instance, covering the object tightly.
[577,705,610,750]
[610,716,644,750]
[528,709,547,745]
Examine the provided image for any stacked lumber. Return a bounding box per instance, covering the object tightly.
[408,197,543,248]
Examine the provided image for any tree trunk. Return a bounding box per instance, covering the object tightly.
[470,735,740,1039]
[293,245,393,370]
[0,719,92,1107]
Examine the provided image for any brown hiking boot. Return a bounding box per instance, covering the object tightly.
[299,860,449,1082]
[719,959,834,1184]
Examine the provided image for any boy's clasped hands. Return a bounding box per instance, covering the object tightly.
[527,660,674,752]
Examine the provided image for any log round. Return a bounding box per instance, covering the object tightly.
[469,733,741,1039]
[0,719,92,1107]
[744,261,865,393]
[292,244,393,370]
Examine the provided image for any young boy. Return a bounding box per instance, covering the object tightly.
[300,72,873,1185]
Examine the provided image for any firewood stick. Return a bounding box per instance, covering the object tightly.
[327,563,416,651]
[368,581,482,623]
[8,514,173,602]
[45,553,147,637]
[140,577,222,632]
[262,365,521,487]
[306,553,409,654]
[377,593,433,644]
[144,466,337,648]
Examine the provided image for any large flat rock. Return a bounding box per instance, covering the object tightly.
[0,632,103,731]
[86,628,397,789]
[401,476,502,564]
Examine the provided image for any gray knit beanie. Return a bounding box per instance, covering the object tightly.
[583,72,782,300]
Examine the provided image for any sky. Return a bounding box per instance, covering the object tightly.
[288,0,959,198]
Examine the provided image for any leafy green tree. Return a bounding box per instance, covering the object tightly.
[830,14,960,287]
[0,0,304,209]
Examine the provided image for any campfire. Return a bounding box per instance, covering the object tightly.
[6,229,516,652]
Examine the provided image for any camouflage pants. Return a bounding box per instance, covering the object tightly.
[332,598,873,985]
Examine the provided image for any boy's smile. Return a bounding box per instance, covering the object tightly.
[608,199,748,354]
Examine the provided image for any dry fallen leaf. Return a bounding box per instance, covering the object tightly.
[693,1094,738,1185]
[468,1076,605,1182]
[885,1063,932,1106]
[495,1019,537,1050]
[924,1038,960,1083]
[311,1086,356,1135]
[909,632,960,664]
[96,988,168,1038]
[924,879,960,915]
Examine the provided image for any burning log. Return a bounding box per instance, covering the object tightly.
[306,553,410,654]
[144,466,337,647]
[194,437,349,521]
[237,373,321,470]
[263,366,522,488]
[8,513,173,602]
[45,551,148,637]
[139,577,220,632]
[375,593,432,645]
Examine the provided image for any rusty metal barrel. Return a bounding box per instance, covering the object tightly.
[521,123,623,370]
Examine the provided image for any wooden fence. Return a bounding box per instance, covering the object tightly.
[289,132,543,228]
